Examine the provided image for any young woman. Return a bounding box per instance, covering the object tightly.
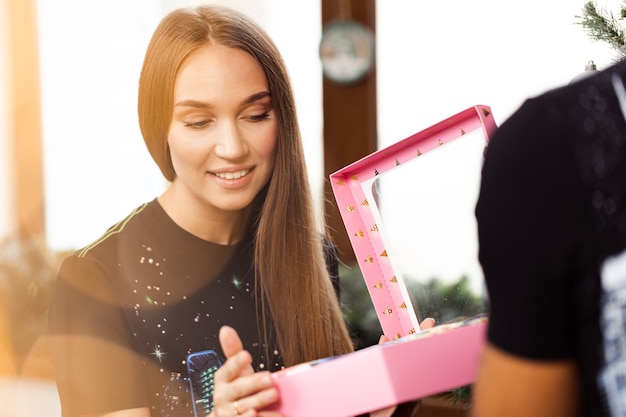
[48,5,354,417]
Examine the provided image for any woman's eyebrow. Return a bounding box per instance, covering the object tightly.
[174,91,271,108]
[242,91,271,105]
[174,99,211,108]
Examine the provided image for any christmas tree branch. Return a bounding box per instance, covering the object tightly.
[576,1,626,59]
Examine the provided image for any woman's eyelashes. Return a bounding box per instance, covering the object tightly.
[183,110,272,129]
[184,120,211,128]
[248,112,271,122]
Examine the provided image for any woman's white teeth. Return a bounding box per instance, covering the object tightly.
[216,169,249,179]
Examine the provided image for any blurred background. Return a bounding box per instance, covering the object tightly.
[0,0,622,415]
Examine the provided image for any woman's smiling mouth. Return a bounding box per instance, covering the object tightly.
[213,169,250,180]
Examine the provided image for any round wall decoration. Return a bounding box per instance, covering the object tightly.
[319,19,375,85]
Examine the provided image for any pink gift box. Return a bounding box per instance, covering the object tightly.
[269,318,487,417]
[267,105,497,417]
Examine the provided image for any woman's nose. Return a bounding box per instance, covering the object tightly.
[214,121,246,159]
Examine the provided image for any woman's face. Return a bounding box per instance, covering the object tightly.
[167,44,277,215]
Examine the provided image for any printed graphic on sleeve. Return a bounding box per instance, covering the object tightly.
[599,249,626,415]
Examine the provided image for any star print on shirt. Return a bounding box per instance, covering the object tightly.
[231,275,242,290]
[151,345,167,363]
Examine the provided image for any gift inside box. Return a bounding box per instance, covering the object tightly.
[267,105,497,417]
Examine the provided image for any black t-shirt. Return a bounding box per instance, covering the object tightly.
[476,60,626,416]
[49,199,339,417]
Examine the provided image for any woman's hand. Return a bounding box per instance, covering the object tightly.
[212,326,283,417]
[377,317,436,345]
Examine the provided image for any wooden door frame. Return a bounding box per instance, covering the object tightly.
[321,0,377,262]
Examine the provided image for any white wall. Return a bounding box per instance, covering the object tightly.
[376,0,617,147]
[0,0,16,240]
[38,0,169,251]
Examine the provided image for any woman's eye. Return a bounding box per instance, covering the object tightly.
[248,112,270,122]
[184,120,209,128]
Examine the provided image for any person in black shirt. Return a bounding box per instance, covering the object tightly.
[474,58,626,416]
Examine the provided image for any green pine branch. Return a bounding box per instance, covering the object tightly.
[576,1,626,59]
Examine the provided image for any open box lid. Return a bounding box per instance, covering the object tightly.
[330,105,497,339]
[263,105,498,417]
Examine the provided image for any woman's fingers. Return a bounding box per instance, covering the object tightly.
[213,326,281,415]
[219,325,245,358]
[213,371,278,416]
[419,317,435,330]
[215,350,254,383]
[228,381,279,412]
[378,317,436,344]
[219,325,255,377]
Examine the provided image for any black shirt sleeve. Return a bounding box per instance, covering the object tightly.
[48,254,150,417]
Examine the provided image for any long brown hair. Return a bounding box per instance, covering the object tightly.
[137,5,354,366]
